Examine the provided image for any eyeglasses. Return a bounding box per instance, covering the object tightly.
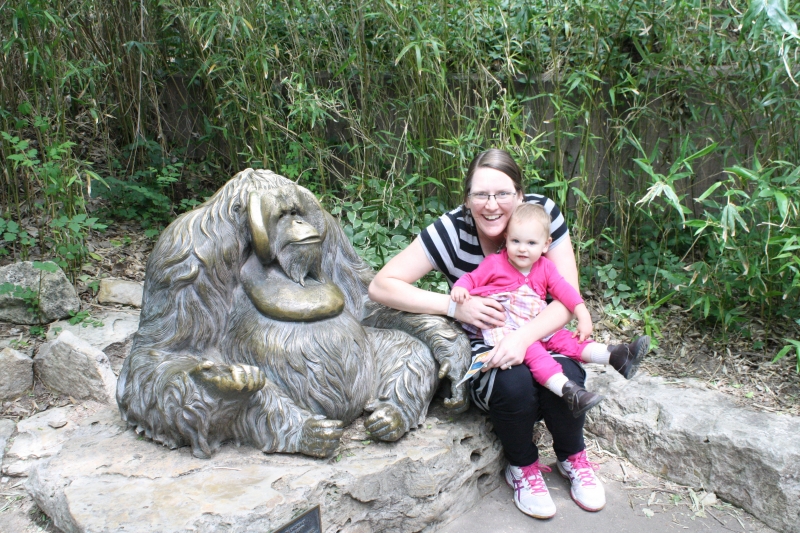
[468,191,516,204]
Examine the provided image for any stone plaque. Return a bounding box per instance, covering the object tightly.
[274,506,321,533]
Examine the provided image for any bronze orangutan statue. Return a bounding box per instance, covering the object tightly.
[116,169,471,458]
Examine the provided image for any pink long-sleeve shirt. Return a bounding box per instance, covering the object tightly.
[453,250,584,312]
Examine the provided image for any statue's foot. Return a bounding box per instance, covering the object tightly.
[297,417,344,458]
[364,401,410,442]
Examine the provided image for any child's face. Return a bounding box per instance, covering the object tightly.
[505,218,551,272]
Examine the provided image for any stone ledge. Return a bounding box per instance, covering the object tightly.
[25,402,503,533]
[585,367,800,533]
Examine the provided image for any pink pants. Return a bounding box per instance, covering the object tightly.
[524,329,593,384]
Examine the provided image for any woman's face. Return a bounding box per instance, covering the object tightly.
[467,167,523,243]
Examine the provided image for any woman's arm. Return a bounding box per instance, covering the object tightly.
[368,238,448,314]
[368,238,505,329]
[482,234,579,370]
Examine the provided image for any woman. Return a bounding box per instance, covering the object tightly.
[368,149,605,519]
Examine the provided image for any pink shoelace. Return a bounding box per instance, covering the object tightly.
[565,450,599,487]
[515,461,552,495]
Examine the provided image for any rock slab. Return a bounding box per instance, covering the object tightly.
[26,402,502,533]
[0,261,80,324]
[0,346,33,400]
[46,310,140,351]
[0,418,15,465]
[585,368,800,533]
[46,310,140,375]
[2,405,83,477]
[34,331,117,402]
[96,279,143,307]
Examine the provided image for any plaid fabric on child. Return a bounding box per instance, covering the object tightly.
[480,284,549,346]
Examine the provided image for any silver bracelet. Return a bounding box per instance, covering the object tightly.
[447,299,457,318]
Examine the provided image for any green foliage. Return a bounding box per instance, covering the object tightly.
[97,138,187,227]
[2,0,800,365]
[67,309,104,328]
[0,282,40,319]
[1,115,107,278]
[77,274,99,294]
[48,214,107,275]
[682,160,800,329]
[773,337,800,373]
[327,176,445,268]
[0,261,59,325]
[0,217,36,259]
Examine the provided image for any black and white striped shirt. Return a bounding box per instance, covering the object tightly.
[419,194,568,285]
[418,193,568,411]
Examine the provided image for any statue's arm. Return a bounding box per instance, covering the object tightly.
[118,347,343,458]
[361,300,471,412]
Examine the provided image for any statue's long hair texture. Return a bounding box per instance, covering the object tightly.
[117,170,374,457]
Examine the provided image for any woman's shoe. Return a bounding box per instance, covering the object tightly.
[505,461,557,519]
[557,450,606,511]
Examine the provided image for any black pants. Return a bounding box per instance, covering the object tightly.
[487,357,587,466]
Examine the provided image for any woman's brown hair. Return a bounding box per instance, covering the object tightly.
[463,148,524,205]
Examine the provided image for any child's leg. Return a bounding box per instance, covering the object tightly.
[558,333,652,380]
[607,336,651,379]
[581,343,610,364]
[541,329,606,364]
[523,341,570,396]
[539,330,606,417]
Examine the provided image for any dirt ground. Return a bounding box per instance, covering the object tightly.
[1,222,798,532]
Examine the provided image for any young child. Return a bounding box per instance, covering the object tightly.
[451,203,650,417]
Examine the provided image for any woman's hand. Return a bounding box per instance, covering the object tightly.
[481,329,529,371]
[454,296,505,330]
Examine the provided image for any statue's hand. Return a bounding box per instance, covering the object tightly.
[437,359,469,414]
[431,329,471,413]
[191,361,266,399]
[298,417,344,458]
[364,401,410,442]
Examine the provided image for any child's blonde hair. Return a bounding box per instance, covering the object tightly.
[508,203,551,235]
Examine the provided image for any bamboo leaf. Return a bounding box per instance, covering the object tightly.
[773,190,789,220]
[725,165,760,182]
[682,142,718,163]
[695,181,724,203]
[395,42,416,65]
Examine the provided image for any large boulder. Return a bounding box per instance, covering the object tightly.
[0,347,33,400]
[585,367,800,533]
[0,261,80,324]
[26,402,502,533]
[34,331,117,403]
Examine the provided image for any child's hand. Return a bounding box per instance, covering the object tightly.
[574,318,593,342]
[451,287,471,304]
[572,303,593,342]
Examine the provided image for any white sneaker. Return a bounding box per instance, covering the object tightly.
[505,461,557,519]
[557,450,606,511]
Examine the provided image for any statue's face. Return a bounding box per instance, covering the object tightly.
[248,185,327,283]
